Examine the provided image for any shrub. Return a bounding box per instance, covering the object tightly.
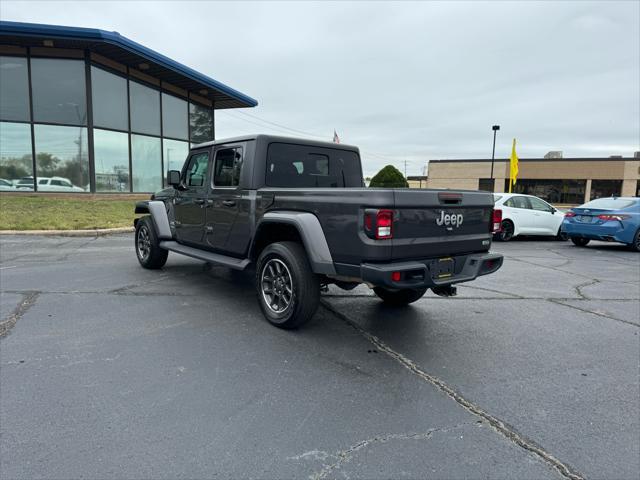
[369,165,408,188]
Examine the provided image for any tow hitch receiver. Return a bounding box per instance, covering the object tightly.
[432,285,458,297]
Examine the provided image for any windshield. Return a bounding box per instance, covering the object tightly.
[580,198,636,210]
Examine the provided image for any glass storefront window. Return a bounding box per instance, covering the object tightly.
[162,93,188,140]
[590,180,622,200]
[129,81,160,136]
[189,102,213,144]
[0,57,30,122]
[163,139,189,182]
[94,129,130,192]
[507,179,586,204]
[31,58,87,126]
[131,134,161,192]
[0,122,33,190]
[34,124,88,192]
[91,66,128,131]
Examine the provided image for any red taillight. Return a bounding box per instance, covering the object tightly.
[597,214,629,221]
[376,209,393,239]
[565,212,576,218]
[391,271,401,282]
[491,209,502,233]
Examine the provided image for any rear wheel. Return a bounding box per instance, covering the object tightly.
[571,237,590,247]
[256,241,320,329]
[135,216,168,269]
[373,287,427,306]
[497,220,515,242]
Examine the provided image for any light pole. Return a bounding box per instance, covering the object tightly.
[489,125,500,192]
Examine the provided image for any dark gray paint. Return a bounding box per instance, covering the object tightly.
[151,134,498,284]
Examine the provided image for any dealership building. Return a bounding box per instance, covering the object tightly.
[0,21,257,193]
[424,153,640,205]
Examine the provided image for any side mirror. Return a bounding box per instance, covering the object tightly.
[168,170,181,188]
[550,207,557,214]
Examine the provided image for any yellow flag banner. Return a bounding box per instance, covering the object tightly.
[509,138,519,193]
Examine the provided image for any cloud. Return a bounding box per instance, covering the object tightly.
[2,0,638,176]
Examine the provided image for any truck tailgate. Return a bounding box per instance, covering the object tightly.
[392,189,493,260]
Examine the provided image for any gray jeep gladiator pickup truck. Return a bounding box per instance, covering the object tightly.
[134,134,503,328]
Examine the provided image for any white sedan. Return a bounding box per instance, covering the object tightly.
[493,193,566,241]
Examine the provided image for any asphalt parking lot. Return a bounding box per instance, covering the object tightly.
[1,234,638,479]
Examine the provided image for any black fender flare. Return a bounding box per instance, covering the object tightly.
[252,211,336,275]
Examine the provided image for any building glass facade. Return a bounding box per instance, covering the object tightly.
[0,49,215,193]
[506,179,587,204]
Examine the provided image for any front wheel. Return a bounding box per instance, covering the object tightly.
[135,216,168,269]
[571,237,590,247]
[373,287,427,306]
[256,241,320,329]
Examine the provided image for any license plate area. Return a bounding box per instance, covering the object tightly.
[430,257,455,279]
[577,215,593,223]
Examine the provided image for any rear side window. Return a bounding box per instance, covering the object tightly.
[505,196,530,209]
[213,147,243,187]
[580,198,636,209]
[266,143,362,188]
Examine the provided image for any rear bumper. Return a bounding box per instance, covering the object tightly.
[562,221,634,244]
[360,252,503,289]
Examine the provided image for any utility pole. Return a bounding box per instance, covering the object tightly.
[490,125,500,192]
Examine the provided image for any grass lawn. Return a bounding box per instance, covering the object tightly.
[0,195,140,230]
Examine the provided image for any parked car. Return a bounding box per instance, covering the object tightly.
[134,134,504,329]
[562,197,640,251]
[14,176,35,190]
[36,177,85,192]
[0,178,15,191]
[493,193,566,241]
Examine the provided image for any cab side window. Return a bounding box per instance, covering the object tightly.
[505,196,530,209]
[213,147,242,187]
[184,152,209,187]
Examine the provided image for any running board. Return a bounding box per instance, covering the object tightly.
[159,241,251,270]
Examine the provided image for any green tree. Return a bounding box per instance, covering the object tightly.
[369,165,408,188]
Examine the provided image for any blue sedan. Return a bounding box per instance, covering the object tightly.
[562,197,640,251]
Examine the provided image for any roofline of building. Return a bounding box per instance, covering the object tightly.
[429,157,638,163]
[0,20,258,108]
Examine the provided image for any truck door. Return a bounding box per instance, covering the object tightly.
[173,150,210,246]
[205,145,246,253]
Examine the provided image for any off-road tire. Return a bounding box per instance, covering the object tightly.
[571,237,590,247]
[256,241,320,329]
[497,220,515,242]
[373,287,427,306]
[135,216,168,269]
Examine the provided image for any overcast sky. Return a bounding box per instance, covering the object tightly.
[2,0,639,176]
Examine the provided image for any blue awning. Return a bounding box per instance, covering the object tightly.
[0,20,258,109]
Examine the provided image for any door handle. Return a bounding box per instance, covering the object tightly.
[222,200,236,207]
[194,198,205,205]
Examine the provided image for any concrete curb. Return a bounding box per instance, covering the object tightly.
[0,227,134,237]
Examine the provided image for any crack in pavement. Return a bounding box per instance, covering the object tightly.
[296,422,473,480]
[0,291,40,338]
[573,279,600,300]
[320,300,585,480]
[549,299,640,328]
